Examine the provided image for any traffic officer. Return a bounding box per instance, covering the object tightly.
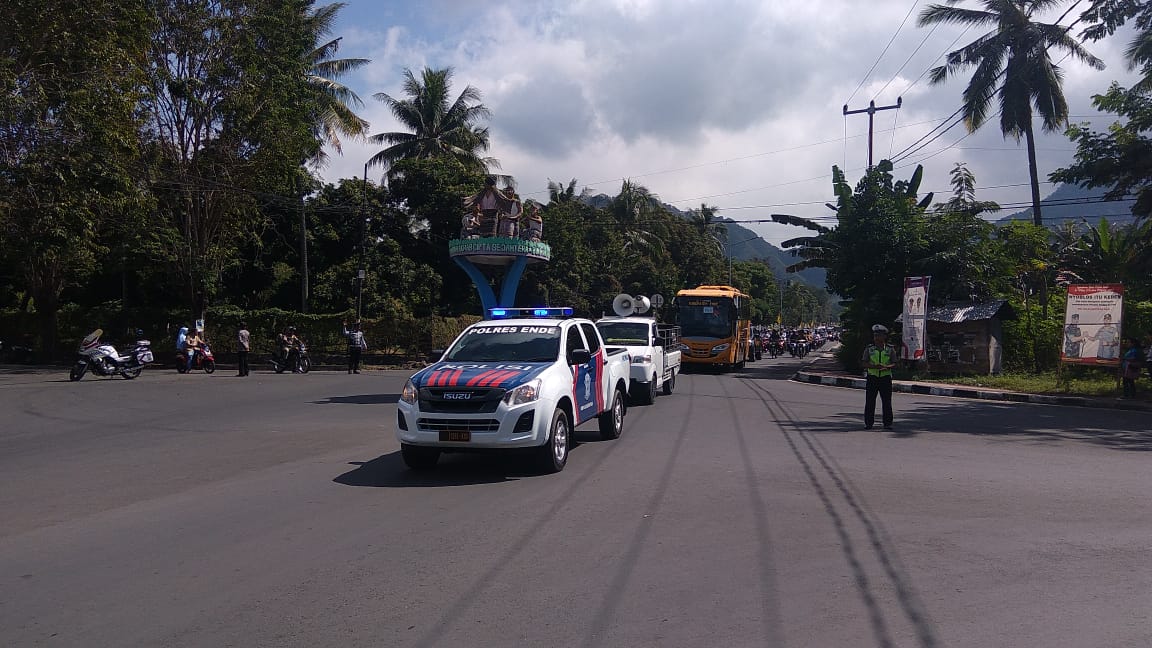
[861,324,897,430]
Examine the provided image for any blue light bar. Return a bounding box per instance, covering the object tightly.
[487,307,574,320]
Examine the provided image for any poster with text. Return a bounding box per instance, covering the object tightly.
[901,276,930,360]
[1061,284,1124,365]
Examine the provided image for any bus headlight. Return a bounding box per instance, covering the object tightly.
[503,379,542,406]
[401,379,418,404]
[711,343,730,353]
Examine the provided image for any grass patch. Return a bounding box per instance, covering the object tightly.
[900,369,1142,399]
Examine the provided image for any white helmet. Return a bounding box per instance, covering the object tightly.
[871,324,888,334]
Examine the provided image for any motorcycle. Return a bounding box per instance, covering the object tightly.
[176,343,216,374]
[270,341,311,374]
[766,338,782,359]
[69,329,153,381]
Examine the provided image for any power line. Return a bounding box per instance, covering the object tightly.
[845,0,921,106]
[871,23,939,102]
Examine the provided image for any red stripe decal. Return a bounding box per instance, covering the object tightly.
[428,371,442,387]
[467,370,496,387]
[485,370,519,387]
[448,369,465,386]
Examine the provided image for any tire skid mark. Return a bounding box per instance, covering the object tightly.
[579,375,698,648]
[715,377,787,646]
[412,392,661,648]
[741,377,941,648]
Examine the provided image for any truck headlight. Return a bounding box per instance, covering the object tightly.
[711,343,730,353]
[503,379,541,406]
[401,379,418,404]
[631,354,653,364]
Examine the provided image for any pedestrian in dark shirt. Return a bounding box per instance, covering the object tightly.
[236,321,250,377]
[343,321,367,374]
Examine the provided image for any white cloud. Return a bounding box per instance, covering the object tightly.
[321,0,1145,246]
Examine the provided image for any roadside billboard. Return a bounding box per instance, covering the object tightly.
[1061,284,1124,365]
[901,276,930,361]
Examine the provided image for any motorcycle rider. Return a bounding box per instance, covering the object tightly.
[278,326,302,372]
[185,328,204,372]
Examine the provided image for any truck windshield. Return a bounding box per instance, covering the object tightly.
[444,325,562,362]
[596,322,650,345]
[677,298,733,340]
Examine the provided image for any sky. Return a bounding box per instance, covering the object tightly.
[319,0,1142,247]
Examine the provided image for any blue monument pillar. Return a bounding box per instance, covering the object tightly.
[449,238,551,313]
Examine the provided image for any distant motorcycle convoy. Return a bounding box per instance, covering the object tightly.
[65,326,311,380]
[62,324,834,380]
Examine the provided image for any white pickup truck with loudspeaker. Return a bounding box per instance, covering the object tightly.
[595,294,682,405]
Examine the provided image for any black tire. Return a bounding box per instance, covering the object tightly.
[203,359,216,374]
[299,357,311,374]
[636,376,657,405]
[274,362,285,374]
[662,370,676,395]
[121,365,142,379]
[598,389,625,440]
[536,408,570,473]
[176,364,187,374]
[69,362,87,382]
[401,443,441,470]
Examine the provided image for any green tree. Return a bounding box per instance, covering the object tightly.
[140,0,321,322]
[368,67,497,178]
[0,0,153,357]
[687,203,727,254]
[730,260,779,323]
[609,180,666,257]
[773,162,935,367]
[1051,83,1152,219]
[922,163,1007,301]
[306,2,370,164]
[1081,1,1152,89]
[918,0,1104,231]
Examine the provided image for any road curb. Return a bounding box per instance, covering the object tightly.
[791,370,1152,412]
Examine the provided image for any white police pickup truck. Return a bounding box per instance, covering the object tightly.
[595,316,682,405]
[396,308,632,473]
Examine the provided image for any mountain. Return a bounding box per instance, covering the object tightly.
[580,194,827,289]
[995,183,1137,225]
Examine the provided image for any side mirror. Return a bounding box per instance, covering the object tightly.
[569,348,591,365]
[427,349,445,364]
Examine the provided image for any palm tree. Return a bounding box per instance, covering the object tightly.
[609,180,664,255]
[368,67,498,177]
[688,203,727,253]
[306,3,370,164]
[547,178,587,204]
[918,0,1104,230]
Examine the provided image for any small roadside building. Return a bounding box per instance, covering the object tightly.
[898,300,1016,375]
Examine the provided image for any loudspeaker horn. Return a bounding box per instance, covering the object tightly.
[612,293,635,317]
[634,296,651,314]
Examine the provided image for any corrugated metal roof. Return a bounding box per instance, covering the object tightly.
[897,300,1015,323]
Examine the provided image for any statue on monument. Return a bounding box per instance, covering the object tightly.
[522,204,543,242]
[463,176,515,238]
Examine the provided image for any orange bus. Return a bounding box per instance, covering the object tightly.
[674,285,752,371]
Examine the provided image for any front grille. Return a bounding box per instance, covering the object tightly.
[419,387,505,414]
[417,418,501,433]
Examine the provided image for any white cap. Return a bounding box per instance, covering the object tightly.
[871,324,888,334]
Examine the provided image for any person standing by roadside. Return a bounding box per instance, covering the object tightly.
[861,324,897,430]
[1120,337,1144,399]
[343,321,367,374]
[236,321,250,377]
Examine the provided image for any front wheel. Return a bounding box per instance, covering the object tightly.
[298,357,311,374]
[203,359,216,374]
[121,365,143,379]
[401,443,441,470]
[536,409,570,473]
[69,362,87,381]
[598,389,625,440]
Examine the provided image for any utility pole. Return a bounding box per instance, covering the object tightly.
[300,185,308,313]
[357,163,368,321]
[843,97,902,168]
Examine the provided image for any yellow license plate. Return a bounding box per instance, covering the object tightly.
[439,430,471,442]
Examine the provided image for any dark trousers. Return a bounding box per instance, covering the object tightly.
[865,374,893,428]
[1122,377,1136,398]
[237,350,249,376]
[348,347,362,373]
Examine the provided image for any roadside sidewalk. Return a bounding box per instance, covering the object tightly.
[793,350,1152,413]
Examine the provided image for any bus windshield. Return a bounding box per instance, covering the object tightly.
[596,322,650,345]
[677,298,734,340]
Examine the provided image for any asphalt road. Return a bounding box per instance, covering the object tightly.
[1,355,1150,648]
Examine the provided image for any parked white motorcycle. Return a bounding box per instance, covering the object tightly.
[69,329,154,381]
